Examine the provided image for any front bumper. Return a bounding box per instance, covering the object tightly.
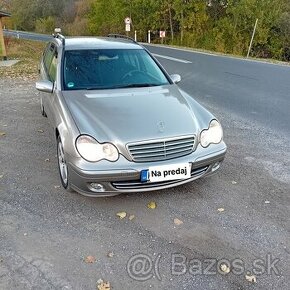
[67,143,227,197]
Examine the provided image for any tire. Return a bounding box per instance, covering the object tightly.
[57,136,73,192]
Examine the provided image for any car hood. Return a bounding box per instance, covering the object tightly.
[62,85,201,144]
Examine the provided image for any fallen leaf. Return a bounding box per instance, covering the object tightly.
[37,129,44,133]
[54,185,61,189]
[97,281,110,290]
[174,218,183,226]
[129,214,135,221]
[220,263,230,274]
[45,158,50,162]
[116,212,127,219]
[245,274,257,283]
[147,201,157,209]
[231,181,237,185]
[0,132,6,136]
[107,252,114,258]
[217,208,225,213]
[84,255,96,263]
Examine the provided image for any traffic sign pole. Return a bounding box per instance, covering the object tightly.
[124,17,131,36]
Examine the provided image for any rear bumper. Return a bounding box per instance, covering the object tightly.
[68,145,227,197]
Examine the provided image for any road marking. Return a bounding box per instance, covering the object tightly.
[152,53,192,64]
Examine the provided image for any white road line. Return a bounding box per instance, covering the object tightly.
[152,53,192,64]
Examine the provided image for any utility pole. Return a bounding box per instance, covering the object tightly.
[247,19,258,58]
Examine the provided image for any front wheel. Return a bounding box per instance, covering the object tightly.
[57,136,72,191]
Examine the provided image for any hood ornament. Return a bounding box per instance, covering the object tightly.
[157,121,165,133]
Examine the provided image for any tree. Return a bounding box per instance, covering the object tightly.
[64,0,93,35]
[10,0,70,31]
[88,0,126,35]
[35,16,56,33]
[4,0,290,60]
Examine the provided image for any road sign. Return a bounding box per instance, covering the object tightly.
[125,17,131,24]
[160,31,166,38]
[125,24,131,32]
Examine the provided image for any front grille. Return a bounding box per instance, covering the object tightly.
[127,135,195,162]
[111,166,208,190]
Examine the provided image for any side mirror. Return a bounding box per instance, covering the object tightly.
[36,80,54,93]
[170,74,181,84]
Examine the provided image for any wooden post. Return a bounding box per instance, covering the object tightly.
[0,17,8,60]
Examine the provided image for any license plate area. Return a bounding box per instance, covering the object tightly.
[141,163,191,183]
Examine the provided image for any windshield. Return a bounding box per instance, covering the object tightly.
[63,49,170,90]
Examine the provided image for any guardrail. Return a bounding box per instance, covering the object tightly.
[3,29,52,42]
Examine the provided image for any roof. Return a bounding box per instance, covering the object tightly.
[57,37,141,50]
[0,10,11,18]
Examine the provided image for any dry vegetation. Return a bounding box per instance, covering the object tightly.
[0,38,45,80]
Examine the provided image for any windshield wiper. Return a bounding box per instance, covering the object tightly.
[85,83,161,90]
[86,85,114,90]
[112,83,160,89]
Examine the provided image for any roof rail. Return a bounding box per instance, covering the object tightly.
[53,28,65,46]
[107,34,137,44]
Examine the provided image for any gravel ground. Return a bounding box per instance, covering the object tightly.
[0,78,290,289]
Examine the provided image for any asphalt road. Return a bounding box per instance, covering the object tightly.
[1,36,290,290]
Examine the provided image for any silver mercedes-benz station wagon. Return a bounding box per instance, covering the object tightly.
[36,32,227,197]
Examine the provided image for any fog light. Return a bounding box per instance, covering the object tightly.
[212,162,220,172]
[89,183,105,192]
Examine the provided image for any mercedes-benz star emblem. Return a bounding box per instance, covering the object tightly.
[157,121,165,133]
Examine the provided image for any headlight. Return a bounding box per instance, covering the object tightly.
[76,135,119,162]
[200,120,223,148]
